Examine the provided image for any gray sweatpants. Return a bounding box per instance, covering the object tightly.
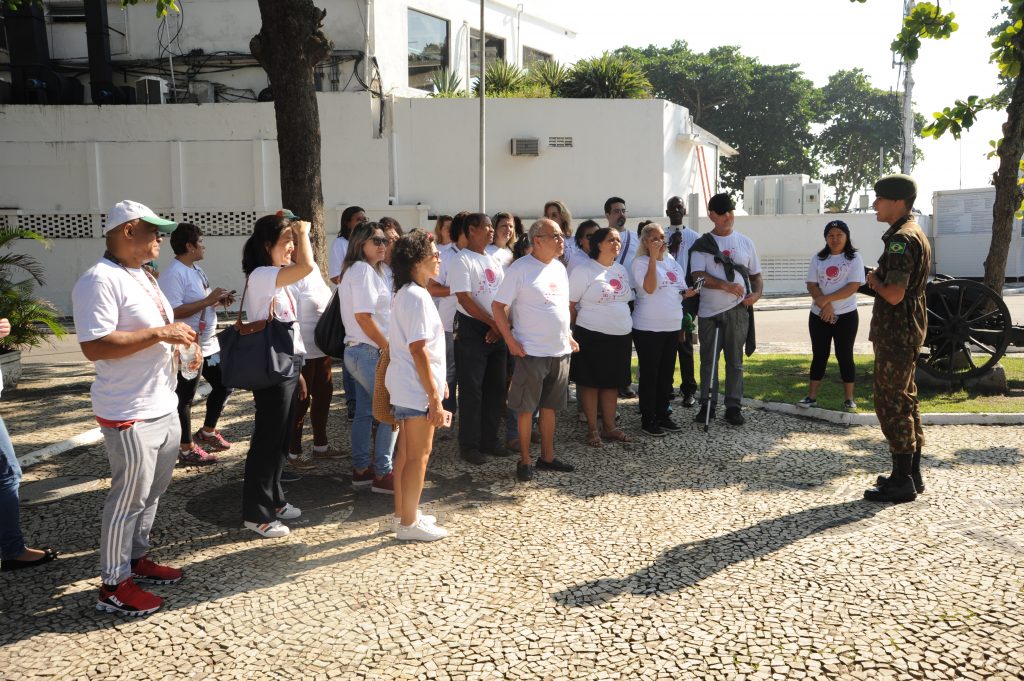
[698,304,750,409]
[99,412,180,585]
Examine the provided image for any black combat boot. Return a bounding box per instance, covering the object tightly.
[865,453,917,503]
[875,450,925,493]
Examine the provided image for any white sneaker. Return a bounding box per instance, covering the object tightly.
[396,518,448,542]
[276,503,302,520]
[244,520,290,538]
[391,510,437,528]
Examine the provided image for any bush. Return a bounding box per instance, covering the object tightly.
[473,59,526,96]
[561,53,651,99]
[428,68,465,98]
[527,60,569,94]
[0,228,66,352]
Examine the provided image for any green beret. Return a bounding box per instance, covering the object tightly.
[874,174,917,200]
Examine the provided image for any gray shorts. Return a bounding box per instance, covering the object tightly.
[507,355,570,413]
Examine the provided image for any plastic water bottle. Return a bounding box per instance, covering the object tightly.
[178,343,200,380]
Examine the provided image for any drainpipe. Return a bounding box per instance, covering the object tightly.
[478,0,486,212]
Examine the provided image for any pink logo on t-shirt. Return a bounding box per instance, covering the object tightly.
[722,249,732,258]
[609,278,623,292]
[825,265,840,280]
[484,269,497,285]
[666,271,678,283]
[549,282,560,293]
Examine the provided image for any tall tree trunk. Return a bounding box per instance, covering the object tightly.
[984,33,1024,294]
[250,0,333,274]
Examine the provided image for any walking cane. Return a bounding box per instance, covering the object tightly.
[704,318,722,434]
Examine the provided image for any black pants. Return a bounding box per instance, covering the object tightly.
[455,312,507,454]
[243,366,299,524]
[808,309,859,382]
[175,357,233,444]
[677,297,698,396]
[633,329,678,427]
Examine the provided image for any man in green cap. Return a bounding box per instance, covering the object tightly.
[863,174,931,503]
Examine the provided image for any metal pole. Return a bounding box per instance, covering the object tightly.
[900,0,916,174]
[478,0,486,212]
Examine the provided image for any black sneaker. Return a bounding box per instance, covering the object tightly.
[641,424,666,437]
[516,462,533,482]
[460,449,488,465]
[681,393,696,408]
[536,457,575,472]
[618,387,637,399]
[724,407,745,426]
[693,404,716,423]
[864,475,917,503]
[658,417,682,432]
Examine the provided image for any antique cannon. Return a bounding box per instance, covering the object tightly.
[917,275,1024,381]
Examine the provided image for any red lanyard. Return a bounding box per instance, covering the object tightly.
[104,252,171,325]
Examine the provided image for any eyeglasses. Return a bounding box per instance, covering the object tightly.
[647,236,665,243]
[537,233,565,241]
[430,251,441,259]
[370,237,389,246]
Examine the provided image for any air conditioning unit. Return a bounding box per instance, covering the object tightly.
[135,76,168,104]
[510,138,539,156]
[188,80,215,104]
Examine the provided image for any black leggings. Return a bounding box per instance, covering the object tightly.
[175,358,233,444]
[808,309,859,383]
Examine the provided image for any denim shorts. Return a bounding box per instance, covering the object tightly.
[392,404,428,420]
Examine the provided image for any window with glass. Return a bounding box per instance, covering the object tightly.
[522,46,552,68]
[469,30,506,79]
[408,9,449,91]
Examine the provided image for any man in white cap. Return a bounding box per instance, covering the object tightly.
[73,200,199,616]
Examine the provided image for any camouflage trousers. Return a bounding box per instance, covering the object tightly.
[873,343,924,455]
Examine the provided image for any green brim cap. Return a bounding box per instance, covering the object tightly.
[276,209,301,221]
[139,215,178,233]
[874,174,917,201]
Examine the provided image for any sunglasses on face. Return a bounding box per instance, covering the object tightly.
[370,236,389,246]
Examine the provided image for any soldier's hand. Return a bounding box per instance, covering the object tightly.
[866,269,878,290]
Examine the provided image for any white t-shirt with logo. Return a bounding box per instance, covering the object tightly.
[244,265,306,356]
[569,258,634,336]
[288,269,332,360]
[449,249,504,318]
[485,243,514,269]
[690,231,762,318]
[630,256,688,332]
[494,254,572,357]
[340,261,391,349]
[386,284,446,411]
[159,258,219,357]
[432,243,460,333]
[72,258,178,421]
[806,252,865,316]
[328,235,348,280]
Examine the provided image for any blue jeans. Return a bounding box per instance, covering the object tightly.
[344,343,396,475]
[0,416,26,560]
[341,347,357,408]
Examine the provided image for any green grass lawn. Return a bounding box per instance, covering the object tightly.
[630,355,1024,414]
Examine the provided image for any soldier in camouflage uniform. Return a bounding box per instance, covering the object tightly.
[863,174,931,503]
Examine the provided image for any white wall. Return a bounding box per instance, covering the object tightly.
[393,97,699,218]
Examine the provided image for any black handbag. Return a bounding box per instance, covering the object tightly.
[314,287,346,358]
[217,276,299,390]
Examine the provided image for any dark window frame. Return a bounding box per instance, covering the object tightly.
[407,8,450,91]
[469,29,506,79]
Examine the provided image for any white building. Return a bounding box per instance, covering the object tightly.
[1,0,750,313]
[2,0,579,101]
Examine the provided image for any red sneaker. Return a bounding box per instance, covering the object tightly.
[178,444,218,465]
[131,555,183,585]
[96,578,163,617]
[351,466,374,489]
[194,428,232,451]
[371,472,395,495]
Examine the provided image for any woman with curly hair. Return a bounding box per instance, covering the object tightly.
[387,230,449,541]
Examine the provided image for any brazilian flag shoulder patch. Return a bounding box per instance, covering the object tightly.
[888,241,907,255]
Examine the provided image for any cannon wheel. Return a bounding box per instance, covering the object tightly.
[917,278,1012,381]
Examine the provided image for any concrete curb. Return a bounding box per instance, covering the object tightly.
[743,396,1024,426]
[17,383,213,468]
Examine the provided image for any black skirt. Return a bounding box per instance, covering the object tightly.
[570,325,632,389]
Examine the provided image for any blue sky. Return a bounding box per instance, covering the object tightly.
[548,0,1007,209]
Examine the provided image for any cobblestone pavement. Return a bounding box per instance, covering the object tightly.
[3,373,1024,681]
